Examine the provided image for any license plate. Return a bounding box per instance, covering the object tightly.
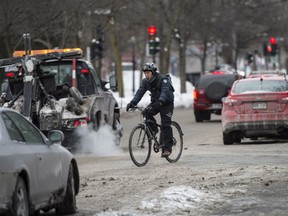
[212,103,222,109]
[252,102,267,109]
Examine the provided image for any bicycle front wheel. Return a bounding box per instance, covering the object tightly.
[166,121,184,163]
[129,124,152,167]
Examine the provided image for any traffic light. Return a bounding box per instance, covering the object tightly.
[263,38,279,56]
[270,37,278,56]
[90,38,103,59]
[148,25,157,35]
[147,25,160,55]
[270,37,276,45]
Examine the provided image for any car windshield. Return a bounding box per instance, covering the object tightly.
[233,80,288,93]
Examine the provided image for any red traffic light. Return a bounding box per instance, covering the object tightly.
[148,25,157,35]
[270,37,276,45]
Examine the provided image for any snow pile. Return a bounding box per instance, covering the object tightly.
[96,186,208,216]
[141,186,204,211]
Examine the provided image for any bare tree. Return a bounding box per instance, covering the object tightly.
[2,0,288,85]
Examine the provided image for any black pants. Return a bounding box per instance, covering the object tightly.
[145,102,174,150]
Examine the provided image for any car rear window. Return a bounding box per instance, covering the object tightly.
[196,75,237,88]
[233,80,288,93]
[42,64,72,85]
[42,61,97,96]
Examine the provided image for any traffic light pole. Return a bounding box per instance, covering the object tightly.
[132,40,136,93]
[152,54,156,64]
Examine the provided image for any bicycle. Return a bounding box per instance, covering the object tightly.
[128,106,184,167]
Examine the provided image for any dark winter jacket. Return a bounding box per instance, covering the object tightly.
[131,73,174,105]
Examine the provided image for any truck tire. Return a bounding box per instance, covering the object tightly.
[69,87,84,105]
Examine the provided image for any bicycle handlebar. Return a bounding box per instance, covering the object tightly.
[128,106,143,112]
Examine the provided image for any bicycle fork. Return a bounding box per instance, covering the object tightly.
[137,128,146,149]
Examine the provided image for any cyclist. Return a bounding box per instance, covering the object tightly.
[126,62,174,157]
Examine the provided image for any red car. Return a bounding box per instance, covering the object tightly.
[221,76,288,144]
[193,73,237,122]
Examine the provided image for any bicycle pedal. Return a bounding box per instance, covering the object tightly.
[153,143,160,153]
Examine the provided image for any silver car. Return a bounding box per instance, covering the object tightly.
[0,108,79,216]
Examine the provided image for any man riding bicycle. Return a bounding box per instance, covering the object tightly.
[126,62,174,157]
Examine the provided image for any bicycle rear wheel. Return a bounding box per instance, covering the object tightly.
[166,121,183,163]
[129,124,152,167]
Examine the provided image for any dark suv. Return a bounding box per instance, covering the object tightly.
[193,73,237,122]
[0,48,122,150]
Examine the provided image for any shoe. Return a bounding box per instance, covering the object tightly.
[161,149,171,158]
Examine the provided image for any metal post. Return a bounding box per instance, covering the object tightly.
[215,45,219,68]
[152,55,156,64]
[132,42,135,93]
[72,58,76,87]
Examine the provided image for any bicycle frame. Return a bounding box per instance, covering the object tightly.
[138,108,164,149]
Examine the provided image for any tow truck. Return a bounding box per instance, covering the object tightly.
[0,34,122,150]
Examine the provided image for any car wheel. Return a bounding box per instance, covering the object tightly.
[194,110,203,122]
[223,132,234,145]
[235,137,241,143]
[205,82,228,101]
[55,164,77,215]
[113,112,123,146]
[69,87,84,105]
[203,112,211,120]
[11,177,29,216]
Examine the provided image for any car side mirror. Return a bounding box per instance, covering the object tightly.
[48,130,64,144]
[109,74,118,91]
[101,80,109,91]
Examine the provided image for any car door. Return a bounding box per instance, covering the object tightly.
[4,111,63,203]
[83,64,107,117]
[1,112,38,205]
[88,65,115,125]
